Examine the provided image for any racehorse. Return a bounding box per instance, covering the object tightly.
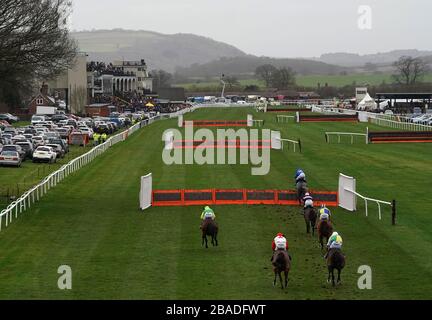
[327,248,345,286]
[296,181,308,205]
[272,250,291,289]
[317,219,333,250]
[201,219,218,249]
[304,206,317,235]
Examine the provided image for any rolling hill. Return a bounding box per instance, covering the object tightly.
[71,29,247,72]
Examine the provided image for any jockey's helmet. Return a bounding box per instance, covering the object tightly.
[204,206,210,211]
[331,231,339,237]
[319,207,330,216]
[277,232,284,237]
[295,169,303,177]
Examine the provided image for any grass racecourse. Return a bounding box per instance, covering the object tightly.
[0,107,431,299]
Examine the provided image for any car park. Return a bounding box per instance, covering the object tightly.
[32,146,56,163]
[0,150,22,167]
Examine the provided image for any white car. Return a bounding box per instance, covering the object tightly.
[79,126,93,138]
[32,146,57,163]
[31,115,46,125]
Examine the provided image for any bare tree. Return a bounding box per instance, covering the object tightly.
[255,64,277,88]
[392,56,429,85]
[0,0,77,107]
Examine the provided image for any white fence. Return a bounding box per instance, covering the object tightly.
[311,105,432,131]
[325,131,368,144]
[369,116,432,131]
[0,116,162,232]
[276,138,301,152]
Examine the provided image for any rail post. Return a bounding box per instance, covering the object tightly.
[392,199,396,225]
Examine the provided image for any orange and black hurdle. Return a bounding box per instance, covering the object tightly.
[297,113,359,122]
[368,130,432,143]
[151,189,338,207]
[178,114,263,127]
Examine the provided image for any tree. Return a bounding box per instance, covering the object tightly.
[224,76,240,88]
[270,67,296,89]
[0,0,77,108]
[392,56,429,85]
[255,64,277,88]
[151,69,173,91]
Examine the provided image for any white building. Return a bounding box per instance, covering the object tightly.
[112,59,153,93]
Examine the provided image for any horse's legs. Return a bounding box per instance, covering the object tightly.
[214,233,218,246]
[331,269,335,287]
[204,235,208,249]
[305,219,310,234]
[311,222,315,236]
[279,272,283,289]
[319,236,323,250]
[337,268,341,284]
[273,272,277,287]
[284,271,288,288]
[327,267,331,283]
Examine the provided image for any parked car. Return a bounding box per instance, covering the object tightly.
[3,127,17,136]
[55,127,71,139]
[95,124,111,134]
[32,146,56,163]
[0,113,19,124]
[44,131,60,140]
[51,114,69,122]
[32,135,45,147]
[46,143,65,158]
[78,126,93,139]
[0,150,22,167]
[0,133,13,145]
[15,141,34,159]
[48,138,69,153]
[31,115,46,125]
[1,145,25,160]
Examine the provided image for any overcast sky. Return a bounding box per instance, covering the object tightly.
[71,0,431,58]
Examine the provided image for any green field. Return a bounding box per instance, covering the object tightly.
[0,108,431,299]
[175,73,432,90]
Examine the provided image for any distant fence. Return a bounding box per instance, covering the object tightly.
[0,116,165,232]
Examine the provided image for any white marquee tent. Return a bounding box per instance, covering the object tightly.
[357,92,378,111]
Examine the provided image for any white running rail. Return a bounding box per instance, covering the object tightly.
[325,131,368,144]
[343,187,392,221]
[276,138,301,152]
[276,115,295,123]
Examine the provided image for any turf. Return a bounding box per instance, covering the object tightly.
[0,107,431,299]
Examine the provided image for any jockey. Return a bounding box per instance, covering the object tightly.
[271,233,292,261]
[294,168,306,184]
[318,205,331,221]
[200,206,216,220]
[324,231,343,259]
[272,232,288,251]
[303,192,314,209]
[327,231,343,250]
